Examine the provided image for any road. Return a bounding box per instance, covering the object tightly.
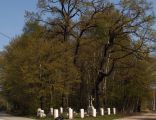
[117,112,156,120]
[0,113,35,120]
[0,112,156,120]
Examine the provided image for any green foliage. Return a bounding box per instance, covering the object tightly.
[0,0,156,115]
[1,22,80,114]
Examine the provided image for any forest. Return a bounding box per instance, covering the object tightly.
[0,0,156,115]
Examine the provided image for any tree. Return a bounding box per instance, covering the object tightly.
[90,0,156,109]
[1,0,156,115]
[1,21,80,114]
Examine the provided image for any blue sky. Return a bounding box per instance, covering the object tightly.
[0,0,37,51]
[0,0,156,51]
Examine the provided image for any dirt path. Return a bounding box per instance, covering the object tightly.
[0,112,35,120]
[116,112,156,120]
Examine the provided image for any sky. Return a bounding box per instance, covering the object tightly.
[0,0,37,51]
[0,0,156,51]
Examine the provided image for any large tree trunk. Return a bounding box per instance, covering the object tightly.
[40,96,44,109]
[95,72,105,109]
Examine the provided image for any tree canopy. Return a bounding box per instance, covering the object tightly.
[0,0,156,115]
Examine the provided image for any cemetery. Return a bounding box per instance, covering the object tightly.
[37,107,118,120]
[36,96,119,120]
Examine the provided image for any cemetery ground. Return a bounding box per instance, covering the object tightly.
[36,115,120,120]
[2,112,156,120]
[24,112,156,120]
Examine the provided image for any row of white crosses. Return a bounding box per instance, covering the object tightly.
[38,107,116,119]
[50,107,63,116]
[89,108,116,117]
[37,95,116,119]
[52,107,73,119]
[53,107,116,119]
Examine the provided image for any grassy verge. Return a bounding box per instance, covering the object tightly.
[36,115,120,120]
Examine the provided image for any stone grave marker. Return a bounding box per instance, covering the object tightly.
[80,109,84,118]
[69,108,73,119]
[100,108,104,116]
[93,108,96,117]
[50,107,53,116]
[113,107,116,115]
[37,108,46,118]
[87,96,95,116]
[60,107,63,114]
[54,109,59,119]
[107,108,111,115]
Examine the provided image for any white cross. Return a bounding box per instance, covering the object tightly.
[89,96,94,106]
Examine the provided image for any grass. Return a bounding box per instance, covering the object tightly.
[36,115,120,120]
[74,115,120,120]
